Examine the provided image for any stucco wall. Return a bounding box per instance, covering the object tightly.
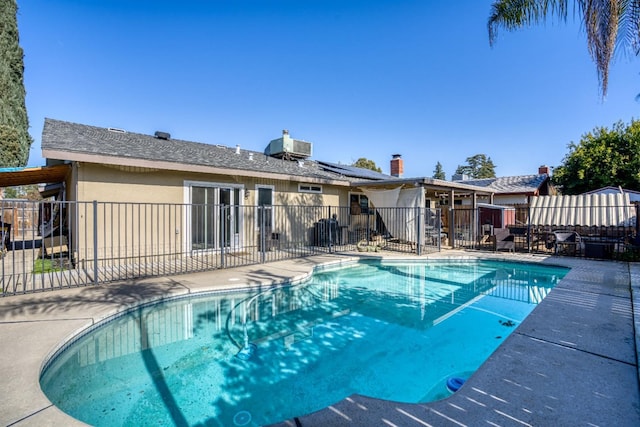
[75,163,345,206]
[69,163,348,262]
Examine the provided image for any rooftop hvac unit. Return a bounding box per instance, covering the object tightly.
[264,131,312,159]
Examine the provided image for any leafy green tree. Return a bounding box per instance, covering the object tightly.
[0,0,32,166]
[553,120,640,194]
[432,161,446,180]
[352,158,382,173]
[455,154,496,178]
[2,184,40,199]
[23,184,41,200]
[488,0,640,97]
[0,125,21,165]
[2,186,19,199]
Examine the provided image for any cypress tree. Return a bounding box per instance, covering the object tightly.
[0,0,31,167]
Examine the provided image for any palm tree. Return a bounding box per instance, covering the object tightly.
[488,0,640,97]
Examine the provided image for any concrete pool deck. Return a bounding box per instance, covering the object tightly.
[0,252,638,426]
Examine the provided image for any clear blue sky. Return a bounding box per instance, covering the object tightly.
[17,0,639,179]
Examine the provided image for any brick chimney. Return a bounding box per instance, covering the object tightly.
[390,154,404,177]
[538,165,550,175]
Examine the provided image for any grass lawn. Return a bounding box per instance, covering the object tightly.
[33,258,64,274]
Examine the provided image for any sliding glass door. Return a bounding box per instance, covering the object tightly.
[189,184,242,252]
[191,186,215,251]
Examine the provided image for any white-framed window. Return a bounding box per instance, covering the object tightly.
[255,185,275,230]
[298,183,323,194]
[349,192,370,215]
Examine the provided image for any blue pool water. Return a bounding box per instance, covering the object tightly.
[40,259,568,426]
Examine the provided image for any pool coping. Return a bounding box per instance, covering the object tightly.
[0,251,638,426]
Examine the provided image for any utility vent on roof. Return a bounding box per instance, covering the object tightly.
[154,131,171,140]
[452,173,470,181]
[108,127,126,133]
[264,129,312,160]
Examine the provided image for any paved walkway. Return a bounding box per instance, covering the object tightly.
[1,252,638,426]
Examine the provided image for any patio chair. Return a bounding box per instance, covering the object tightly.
[478,224,493,244]
[491,228,515,252]
[552,231,581,256]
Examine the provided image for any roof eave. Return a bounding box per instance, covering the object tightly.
[352,177,495,195]
[42,150,353,186]
[0,164,70,187]
[494,190,538,196]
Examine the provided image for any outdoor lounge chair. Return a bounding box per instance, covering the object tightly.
[553,231,581,256]
[491,228,515,252]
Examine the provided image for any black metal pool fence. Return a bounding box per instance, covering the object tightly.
[0,200,637,295]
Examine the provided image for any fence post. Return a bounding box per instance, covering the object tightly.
[92,200,98,285]
[634,204,640,241]
[437,208,442,251]
[366,209,372,243]
[328,206,333,253]
[527,204,532,252]
[220,204,226,268]
[449,207,455,249]
[259,206,265,263]
[416,207,422,256]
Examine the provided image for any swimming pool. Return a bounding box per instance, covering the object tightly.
[40,259,568,426]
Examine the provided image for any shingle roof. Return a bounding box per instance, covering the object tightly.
[460,174,549,194]
[41,119,384,183]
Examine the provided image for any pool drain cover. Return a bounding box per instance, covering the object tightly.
[233,410,252,426]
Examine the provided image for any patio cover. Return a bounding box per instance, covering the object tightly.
[0,164,69,188]
[529,194,634,227]
[361,187,425,243]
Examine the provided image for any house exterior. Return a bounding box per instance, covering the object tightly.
[41,119,387,206]
[41,119,405,257]
[0,119,632,292]
[39,119,499,256]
